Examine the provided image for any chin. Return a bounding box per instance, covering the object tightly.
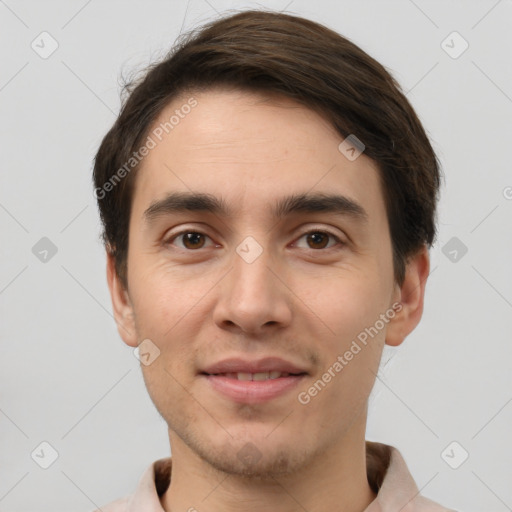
[196,429,310,480]
[205,444,299,480]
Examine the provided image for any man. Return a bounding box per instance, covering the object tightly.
[92,8,455,512]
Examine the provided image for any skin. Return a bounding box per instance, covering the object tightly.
[107,88,430,512]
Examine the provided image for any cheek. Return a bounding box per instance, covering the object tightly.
[129,259,195,333]
[306,270,386,337]
[129,267,204,370]
[302,270,388,389]
[140,357,197,429]
[296,339,382,438]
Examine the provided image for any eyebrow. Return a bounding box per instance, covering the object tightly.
[142,191,369,225]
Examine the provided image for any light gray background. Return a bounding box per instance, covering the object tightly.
[1,0,511,510]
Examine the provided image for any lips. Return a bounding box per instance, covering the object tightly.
[199,357,309,403]
[201,373,307,404]
[200,356,309,376]
[211,371,296,380]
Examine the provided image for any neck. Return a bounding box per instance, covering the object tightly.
[161,413,377,512]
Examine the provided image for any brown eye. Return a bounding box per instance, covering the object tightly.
[306,232,330,249]
[181,232,205,249]
[166,231,214,250]
[293,230,345,251]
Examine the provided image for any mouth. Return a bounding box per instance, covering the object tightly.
[198,356,310,404]
[200,371,307,380]
[199,371,308,404]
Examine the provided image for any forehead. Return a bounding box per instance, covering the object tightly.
[130,88,386,227]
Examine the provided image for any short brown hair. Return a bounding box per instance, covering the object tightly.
[93,9,442,290]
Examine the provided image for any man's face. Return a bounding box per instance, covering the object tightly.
[111,88,413,477]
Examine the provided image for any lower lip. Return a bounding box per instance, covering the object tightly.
[201,374,307,404]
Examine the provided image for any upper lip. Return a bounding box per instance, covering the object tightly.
[200,357,309,375]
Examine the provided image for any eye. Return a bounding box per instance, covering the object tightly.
[294,230,345,250]
[165,230,216,250]
[164,228,345,251]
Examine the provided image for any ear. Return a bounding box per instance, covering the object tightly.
[385,245,430,347]
[106,251,138,347]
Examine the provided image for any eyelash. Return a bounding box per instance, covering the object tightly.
[164,228,346,251]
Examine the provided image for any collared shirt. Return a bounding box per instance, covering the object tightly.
[95,441,457,512]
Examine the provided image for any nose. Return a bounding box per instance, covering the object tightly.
[212,244,293,335]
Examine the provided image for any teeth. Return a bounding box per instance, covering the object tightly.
[253,372,270,381]
[216,371,291,380]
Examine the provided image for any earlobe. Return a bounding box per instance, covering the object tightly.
[385,245,430,347]
[106,251,138,347]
